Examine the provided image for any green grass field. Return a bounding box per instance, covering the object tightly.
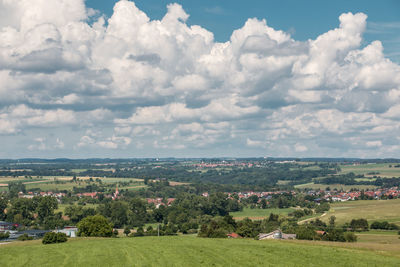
[1,236,399,267]
[321,199,400,225]
[340,163,400,178]
[0,175,146,192]
[230,207,295,220]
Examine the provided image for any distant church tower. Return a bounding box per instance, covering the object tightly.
[113,184,119,200]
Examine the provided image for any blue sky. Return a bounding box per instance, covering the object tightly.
[87,0,400,62]
[0,0,400,158]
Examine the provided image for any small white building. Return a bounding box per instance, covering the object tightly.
[55,227,78,237]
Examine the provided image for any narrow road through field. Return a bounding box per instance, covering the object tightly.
[298,212,327,224]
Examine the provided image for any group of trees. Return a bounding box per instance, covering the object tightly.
[370,221,399,230]
[4,196,64,229]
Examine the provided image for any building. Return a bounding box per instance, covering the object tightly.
[8,230,49,240]
[55,226,78,237]
[0,221,19,232]
[258,230,296,240]
[227,232,240,238]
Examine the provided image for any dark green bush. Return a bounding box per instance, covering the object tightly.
[344,232,357,242]
[0,232,10,240]
[17,233,33,241]
[42,232,68,244]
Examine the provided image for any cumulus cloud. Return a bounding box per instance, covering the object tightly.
[0,0,400,157]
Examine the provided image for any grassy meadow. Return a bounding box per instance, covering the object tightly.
[320,199,400,225]
[340,163,400,178]
[1,236,400,267]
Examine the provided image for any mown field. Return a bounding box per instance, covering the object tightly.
[340,163,400,178]
[1,236,400,267]
[320,199,400,225]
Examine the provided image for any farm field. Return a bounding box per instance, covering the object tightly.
[230,207,295,220]
[295,183,375,191]
[1,236,399,267]
[340,163,400,178]
[320,199,400,225]
[0,175,146,192]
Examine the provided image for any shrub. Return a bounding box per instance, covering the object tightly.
[77,215,113,237]
[123,227,131,236]
[17,233,33,241]
[315,203,330,214]
[42,232,68,244]
[133,226,144,237]
[344,232,357,242]
[295,226,317,240]
[0,232,10,240]
[370,221,399,230]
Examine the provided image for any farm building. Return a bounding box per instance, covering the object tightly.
[258,230,296,240]
[55,226,78,237]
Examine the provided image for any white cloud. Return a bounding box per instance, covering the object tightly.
[366,140,382,147]
[0,1,399,157]
[295,143,308,152]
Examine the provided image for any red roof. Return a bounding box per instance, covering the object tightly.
[227,232,240,238]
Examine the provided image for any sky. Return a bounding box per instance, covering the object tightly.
[0,0,400,159]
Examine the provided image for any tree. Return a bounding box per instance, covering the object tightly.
[7,198,36,225]
[344,232,357,242]
[315,202,330,213]
[37,196,58,223]
[329,216,336,228]
[350,219,369,232]
[77,215,113,237]
[260,199,267,209]
[65,205,96,224]
[110,201,128,228]
[8,182,26,198]
[128,198,147,227]
[0,198,7,220]
[124,227,131,236]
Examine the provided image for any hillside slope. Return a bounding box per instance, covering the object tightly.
[1,236,399,267]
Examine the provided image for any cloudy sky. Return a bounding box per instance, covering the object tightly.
[0,0,400,158]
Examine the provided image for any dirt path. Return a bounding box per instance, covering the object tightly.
[298,212,327,224]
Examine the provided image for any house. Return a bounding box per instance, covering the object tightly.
[316,230,327,236]
[258,230,296,240]
[0,221,19,232]
[227,232,240,238]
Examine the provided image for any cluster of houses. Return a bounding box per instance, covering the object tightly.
[202,187,400,203]
[18,185,121,201]
[320,187,400,201]
[193,161,254,168]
